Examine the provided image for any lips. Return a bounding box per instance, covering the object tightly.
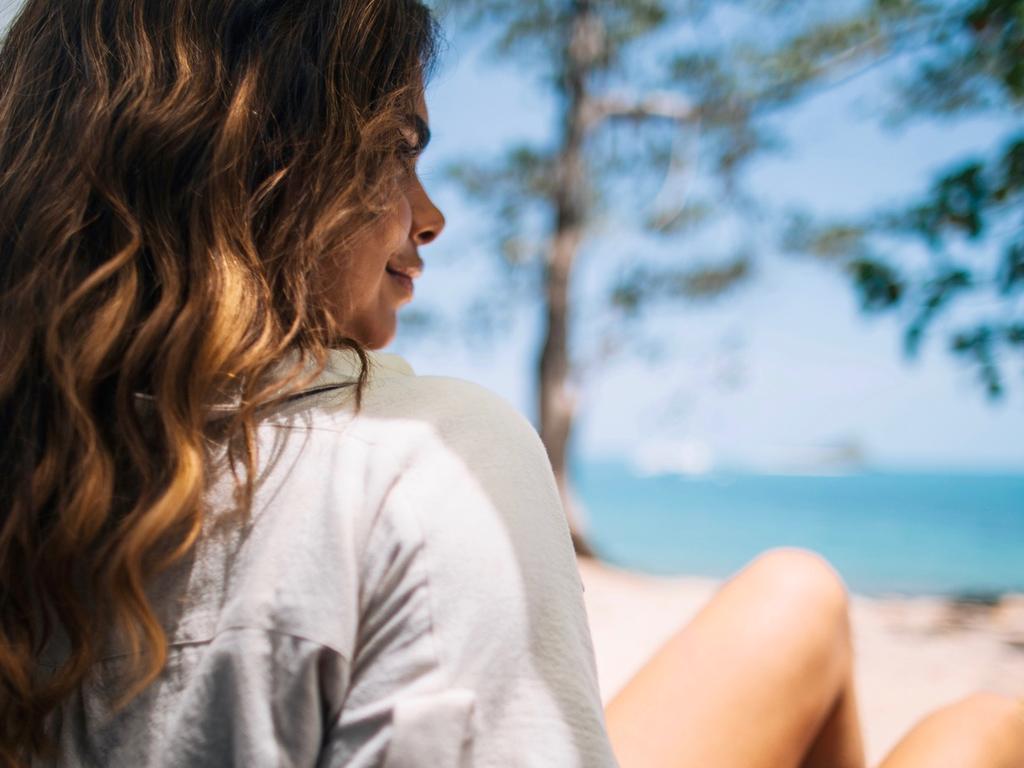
[385,262,422,281]
[385,260,415,292]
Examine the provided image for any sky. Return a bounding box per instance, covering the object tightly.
[0,0,1016,474]
[389,9,1024,474]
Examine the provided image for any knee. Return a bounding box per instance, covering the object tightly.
[945,691,1024,728]
[745,546,850,619]
[725,547,853,685]
[924,691,1024,761]
[738,547,852,656]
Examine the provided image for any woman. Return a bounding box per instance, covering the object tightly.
[0,1,1019,766]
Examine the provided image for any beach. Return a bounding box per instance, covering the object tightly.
[578,556,1024,765]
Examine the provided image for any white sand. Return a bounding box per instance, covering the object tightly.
[578,557,1024,765]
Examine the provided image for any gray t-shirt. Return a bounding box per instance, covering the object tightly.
[38,349,619,767]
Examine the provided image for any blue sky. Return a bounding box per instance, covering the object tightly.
[0,1,1014,472]
[389,12,1024,474]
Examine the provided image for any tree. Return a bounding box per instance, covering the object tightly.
[434,0,1023,555]
[434,0,816,555]
[777,0,1024,397]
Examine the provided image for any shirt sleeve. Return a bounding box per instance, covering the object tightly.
[317,376,619,768]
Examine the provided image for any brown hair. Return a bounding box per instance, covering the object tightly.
[0,0,439,761]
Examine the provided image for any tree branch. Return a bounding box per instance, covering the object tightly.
[584,90,700,130]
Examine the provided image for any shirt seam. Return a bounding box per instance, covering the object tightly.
[385,476,452,693]
[36,625,353,671]
[320,437,438,731]
[319,444,448,741]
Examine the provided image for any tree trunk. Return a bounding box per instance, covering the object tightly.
[537,0,598,559]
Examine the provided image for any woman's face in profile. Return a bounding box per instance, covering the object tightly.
[325,92,445,350]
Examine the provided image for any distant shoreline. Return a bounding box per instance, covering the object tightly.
[595,560,1024,603]
[572,465,1024,597]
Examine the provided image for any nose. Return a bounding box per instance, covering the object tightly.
[408,177,445,246]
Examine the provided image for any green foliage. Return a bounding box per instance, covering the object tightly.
[872,131,1022,385]
[440,0,800,317]
[848,258,906,311]
[905,268,973,355]
[950,325,1005,397]
[785,114,1022,393]
[900,0,1024,112]
[998,240,1024,293]
[783,216,872,260]
[441,0,1023,397]
[908,162,988,242]
[778,0,1024,397]
[610,256,752,316]
[437,0,679,76]
[445,145,558,273]
[645,200,714,234]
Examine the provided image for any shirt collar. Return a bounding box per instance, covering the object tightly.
[132,348,415,418]
[317,347,416,385]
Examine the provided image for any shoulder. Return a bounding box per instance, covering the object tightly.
[367,370,572,600]
[378,373,555,506]
[354,371,555,516]
[270,353,555,520]
[312,356,567,561]
[386,373,537,442]
[268,348,536,438]
[308,349,543,461]
[298,348,530,424]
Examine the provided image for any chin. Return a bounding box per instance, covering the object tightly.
[334,306,398,351]
[364,321,398,351]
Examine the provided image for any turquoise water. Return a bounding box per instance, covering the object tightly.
[573,458,1024,598]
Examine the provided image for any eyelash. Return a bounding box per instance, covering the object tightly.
[397,142,422,176]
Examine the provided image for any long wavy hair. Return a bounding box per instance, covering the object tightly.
[0,0,439,761]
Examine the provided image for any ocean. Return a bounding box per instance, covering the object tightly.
[572,458,1024,598]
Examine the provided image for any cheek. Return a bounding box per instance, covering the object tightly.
[386,195,413,253]
[320,192,414,345]
[344,200,411,278]
[361,195,413,274]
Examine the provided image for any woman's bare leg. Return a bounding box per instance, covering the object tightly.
[877,692,1024,768]
[604,547,865,768]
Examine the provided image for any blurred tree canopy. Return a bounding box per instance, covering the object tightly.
[432,0,1022,552]
[779,0,1023,397]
